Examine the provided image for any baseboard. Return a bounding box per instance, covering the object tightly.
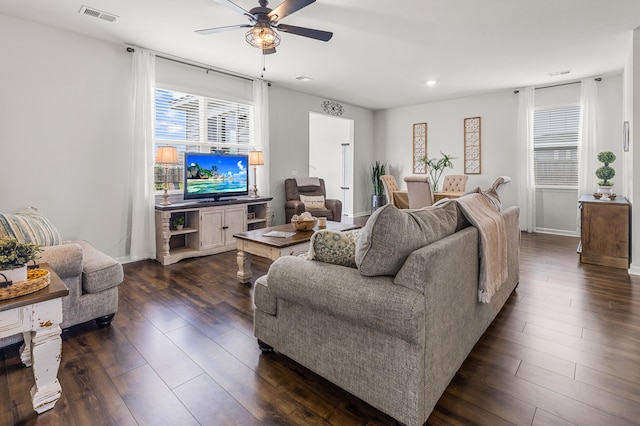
[629,265,640,277]
[534,227,578,237]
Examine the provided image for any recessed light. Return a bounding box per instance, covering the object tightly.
[295,75,313,82]
[426,80,437,86]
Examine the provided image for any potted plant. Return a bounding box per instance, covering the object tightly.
[172,216,185,231]
[422,152,456,192]
[0,237,42,284]
[596,151,616,196]
[371,161,387,211]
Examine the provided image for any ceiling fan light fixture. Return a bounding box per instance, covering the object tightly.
[245,22,281,50]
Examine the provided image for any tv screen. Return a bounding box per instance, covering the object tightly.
[184,152,249,201]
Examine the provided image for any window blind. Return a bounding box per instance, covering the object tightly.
[533,105,580,186]
[153,87,253,191]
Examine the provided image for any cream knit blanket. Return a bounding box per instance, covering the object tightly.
[455,194,508,303]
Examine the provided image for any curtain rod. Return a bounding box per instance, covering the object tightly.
[126,46,258,83]
[513,77,602,94]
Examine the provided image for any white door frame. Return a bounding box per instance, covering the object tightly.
[309,112,354,217]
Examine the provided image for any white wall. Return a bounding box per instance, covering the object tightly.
[269,86,375,224]
[0,14,134,260]
[626,28,640,275]
[374,77,623,236]
[374,91,520,210]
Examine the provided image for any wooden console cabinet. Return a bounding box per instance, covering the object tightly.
[578,194,630,269]
[155,197,271,265]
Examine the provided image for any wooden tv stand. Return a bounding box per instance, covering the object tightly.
[155,197,272,266]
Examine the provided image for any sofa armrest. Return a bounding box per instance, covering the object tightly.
[70,240,123,294]
[285,200,306,222]
[267,256,424,343]
[39,243,83,280]
[325,199,342,222]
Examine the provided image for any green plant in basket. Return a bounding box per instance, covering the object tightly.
[0,237,42,270]
[172,216,185,228]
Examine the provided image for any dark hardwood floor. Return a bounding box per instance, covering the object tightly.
[2,231,639,425]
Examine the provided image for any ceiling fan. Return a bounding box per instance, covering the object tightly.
[196,0,333,55]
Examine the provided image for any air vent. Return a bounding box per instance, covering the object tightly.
[79,5,118,22]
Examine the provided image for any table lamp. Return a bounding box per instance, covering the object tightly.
[156,146,178,205]
[249,150,264,198]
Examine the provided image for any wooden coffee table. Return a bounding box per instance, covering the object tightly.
[234,221,359,283]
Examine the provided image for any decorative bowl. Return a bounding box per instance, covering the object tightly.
[292,218,318,231]
[593,192,603,199]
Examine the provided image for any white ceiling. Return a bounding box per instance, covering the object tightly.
[2,0,640,110]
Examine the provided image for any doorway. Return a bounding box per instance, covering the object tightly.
[309,112,354,218]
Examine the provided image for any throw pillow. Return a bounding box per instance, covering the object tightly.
[355,202,459,277]
[300,195,326,210]
[308,229,362,268]
[0,207,62,246]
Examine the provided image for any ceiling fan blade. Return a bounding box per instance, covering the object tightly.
[268,0,315,22]
[276,23,332,41]
[263,47,277,55]
[195,24,252,35]
[214,0,255,21]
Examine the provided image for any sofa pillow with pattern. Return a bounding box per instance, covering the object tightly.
[308,229,362,268]
[300,195,326,210]
[0,207,61,246]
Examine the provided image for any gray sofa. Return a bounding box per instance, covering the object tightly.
[1,240,123,347]
[253,198,520,426]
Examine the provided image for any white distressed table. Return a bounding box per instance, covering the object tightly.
[0,264,68,413]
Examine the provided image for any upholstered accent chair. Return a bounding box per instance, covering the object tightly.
[404,175,434,209]
[285,178,342,223]
[442,175,469,192]
[381,175,400,207]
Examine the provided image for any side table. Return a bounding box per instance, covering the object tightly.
[0,264,69,413]
[578,194,631,269]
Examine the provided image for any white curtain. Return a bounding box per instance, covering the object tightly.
[253,80,270,200]
[577,79,598,230]
[517,87,536,232]
[130,49,156,261]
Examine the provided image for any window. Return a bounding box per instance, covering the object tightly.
[533,105,580,187]
[153,87,253,191]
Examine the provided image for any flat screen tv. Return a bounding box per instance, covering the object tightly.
[184,152,249,201]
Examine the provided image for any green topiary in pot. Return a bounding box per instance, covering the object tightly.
[595,151,616,187]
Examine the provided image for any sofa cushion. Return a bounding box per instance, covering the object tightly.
[308,229,362,268]
[356,203,459,277]
[72,240,123,293]
[300,194,326,209]
[0,207,61,246]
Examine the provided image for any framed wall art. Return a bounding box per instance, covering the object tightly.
[412,123,427,174]
[464,117,481,174]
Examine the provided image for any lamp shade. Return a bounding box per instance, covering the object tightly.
[245,23,281,50]
[249,151,264,166]
[156,146,178,164]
